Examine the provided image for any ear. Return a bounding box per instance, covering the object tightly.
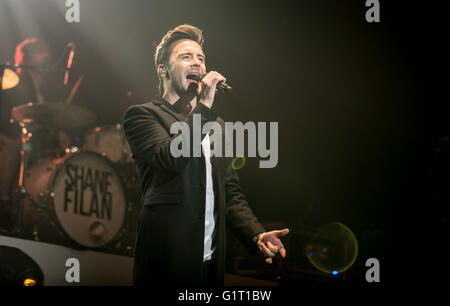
[158,64,168,79]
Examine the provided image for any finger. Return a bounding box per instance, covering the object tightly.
[209,79,222,92]
[279,247,286,258]
[209,72,226,88]
[259,242,275,257]
[266,241,279,254]
[203,71,223,84]
[197,81,202,95]
[210,71,226,82]
[258,242,275,257]
[201,78,218,95]
[257,234,264,244]
[276,228,290,237]
[265,257,272,264]
[201,78,212,90]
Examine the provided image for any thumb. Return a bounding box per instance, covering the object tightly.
[276,228,290,237]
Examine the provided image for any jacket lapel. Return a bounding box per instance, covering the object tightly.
[161,103,186,122]
[152,96,186,122]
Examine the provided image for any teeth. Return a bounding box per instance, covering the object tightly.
[186,73,200,80]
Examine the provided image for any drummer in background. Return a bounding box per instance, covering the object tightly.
[0,38,71,213]
[0,38,71,139]
[1,38,75,160]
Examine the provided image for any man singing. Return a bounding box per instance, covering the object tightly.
[123,24,289,287]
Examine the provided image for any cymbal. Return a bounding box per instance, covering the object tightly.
[1,68,20,90]
[11,102,97,129]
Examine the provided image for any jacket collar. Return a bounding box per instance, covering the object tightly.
[152,96,219,168]
[152,96,186,122]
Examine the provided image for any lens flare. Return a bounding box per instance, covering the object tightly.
[232,156,246,170]
[306,222,358,274]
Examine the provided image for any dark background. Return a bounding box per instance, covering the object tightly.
[0,0,447,290]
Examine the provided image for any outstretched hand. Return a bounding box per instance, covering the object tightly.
[257,228,290,264]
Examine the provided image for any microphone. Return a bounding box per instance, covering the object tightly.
[199,73,232,93]
[64,42,75,85]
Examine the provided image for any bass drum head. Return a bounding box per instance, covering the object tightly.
[51,151,126,248]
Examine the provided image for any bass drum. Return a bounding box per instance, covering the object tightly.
[83,124,132,163]
[0,133,20,204]
[19,151,127,249]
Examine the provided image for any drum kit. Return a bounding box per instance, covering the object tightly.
[0,65,140,255]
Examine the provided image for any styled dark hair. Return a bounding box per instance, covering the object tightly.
[154,24,204,95]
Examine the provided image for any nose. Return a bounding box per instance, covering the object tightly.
[191,57,201,67]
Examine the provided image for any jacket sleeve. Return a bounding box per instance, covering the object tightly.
[123,102,215,172]
[224,158,266,249]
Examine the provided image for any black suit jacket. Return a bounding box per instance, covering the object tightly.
[123,96,265,286]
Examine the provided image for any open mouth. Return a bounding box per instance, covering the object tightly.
[186,73,200,84]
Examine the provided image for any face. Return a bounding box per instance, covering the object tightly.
[164,39,206,97]
[25,45,51,68]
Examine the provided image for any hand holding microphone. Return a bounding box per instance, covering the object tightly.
[197,71,231,109]
[199,72,232,93]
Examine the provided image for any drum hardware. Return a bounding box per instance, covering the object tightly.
[12,187,35,235]
[17,151,128,249]
[25,193,67,243]
[1,63,136,254]
[2,81,138,253]
[7,100,96,233]
[83,124,132,163]
[64,146,79,154]
[0,64,20,208]
[11,120,38,235]
[11,102,97,130]
[89,221,106,239]
[11,186,63,240]
[7,101,98,238]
